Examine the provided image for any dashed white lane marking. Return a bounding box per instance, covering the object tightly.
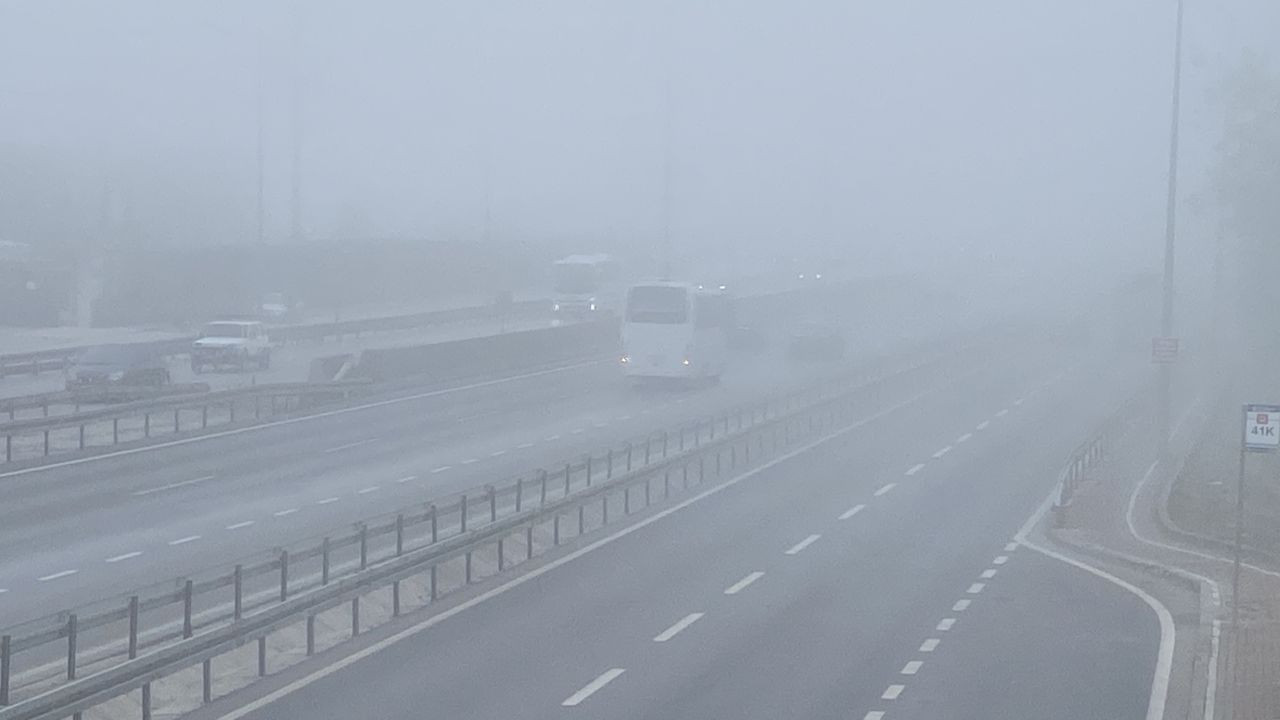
[489,450,506,457]
[967,582,985,594]
[132,474,216,496]
[996,408,1009,417]
[571,428,586,435]
[724,571,765,595]
[932,446,952,458]
[545,435,562,441]
[937,618,956,631]
[273,508,299,517]
[395,475,417,484]
[653,613,704,642]
[1014,398,1025,406]
[1004,541,1018,552]
[952,599,971,612]
[592,422,609,429]
[956,433,973,444]
[226,521,255,530]
[976,420,990,431]
[38,570,77,582]
[993,555,1009,565]
[461,458,479,465]
[864,713,886,720]
[105,551,143,563]
[882,684,905,700]
[324,439,377,454]
[168,535,201,546]
[920,638,940,652]
[901,660,923,675]
[980,568,998,579]
[516,442,536,449]
[905,463,926,476]
[874,483,896,497]
[316,497,340,505]
[617,415,633,421]
[785,534,821,555]
[0,588,7,595]
[431,466,452,474]
[357,486,379,495]
[839,504,866,520]
[562,668,626,706]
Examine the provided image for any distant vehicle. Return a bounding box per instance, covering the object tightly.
[66,344,171,389]
[259,292,300,322]
[788,321,846,361]
[621,282,729,382]
[191,320,271,373]
[552,254,619,318]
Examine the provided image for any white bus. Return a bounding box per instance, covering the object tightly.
[552,254,619,318]
[621,282,730,382]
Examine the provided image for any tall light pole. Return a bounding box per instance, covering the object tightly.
[1158,0,1186,458]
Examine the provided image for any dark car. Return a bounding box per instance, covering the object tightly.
[788,321,846,361]
[67,344,171,389]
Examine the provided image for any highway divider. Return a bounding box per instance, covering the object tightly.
[0,326,993,720]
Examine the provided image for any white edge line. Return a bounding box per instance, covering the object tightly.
[131,475,215,496]
[2,359,607,480]
[210,376,965,720]
[1016,485,1173,720]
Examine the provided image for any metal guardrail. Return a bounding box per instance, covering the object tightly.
[0,334,969,720]
[1051,384,1153,526]
[0,381,369,465]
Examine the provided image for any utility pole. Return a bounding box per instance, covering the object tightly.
[1158,0,1185,458]
[661,73,673,280]
[255,48,266,246]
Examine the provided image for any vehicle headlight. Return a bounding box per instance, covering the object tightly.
[108,371,125,381]
[553,303,561,312]
[682,358,691,366]
[620,355,629,364]
[589,303,597,311]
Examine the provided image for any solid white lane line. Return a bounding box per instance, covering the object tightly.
[395,475,417,484]
[461,458,479,465]
[932,446,952,458]
[38,570,77,582]
[724,571,765,595]
[324,439,377,454]
[226,521,255,530]
[993,555,1009,565]
[901,660,923,675]
[489,450,506,457]
[905,463,926,476]
[516,442,536,449]
[431,466,452,474]
[956,432,973,444]
[653,613,704,642]
[105,551,143,563]
[937,618,956,631]
[864,713,886,720]
[874,483,896,497]
[1004,541,1018,552]
[785,534,821,555]
[168,535,201,546]
[981,568,998,579]
[839,504,866,520]
[882,685,904,700]
[131,474,216,496]
[273,508,299,517]
[920,638,940,652]
[976,420,990,430]
[316,497,340,505]
[996,408,1009,417]
[562,668,626,707]
[357,486,379,495]
[967,582,985,594]
[545,435,562,441]
[952,599,971,611]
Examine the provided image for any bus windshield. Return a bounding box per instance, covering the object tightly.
[626,286,688,324]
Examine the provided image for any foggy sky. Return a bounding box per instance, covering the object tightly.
[2,0,1277,281]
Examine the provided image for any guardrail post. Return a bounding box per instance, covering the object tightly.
[66,613,77,680]
[393,579,401,617]
[745,435,751,464]
[663,431,669,457]
[564,463,572,495]
[183,580,194,638]
[113,417,119,444]
[695,421,702,447]
[128,595,139,658]
[396,514,405,555]
[731,444,737,469]
[144,412,150,438]
[229,400,236,423]
[430,504,438,543]
[460,496,468,533]
[626,443,633,471]
[43,428,49,456]
[279,550,289,601]
[254,395,261,420]
[257,636,266,676]
[526,525,534,560]
[680,426,685,451]
[430,565,438,601]
[465,551,473,584]
[683,463,689,489]
[142,683,151,720]
[488,485,497,522]
[661,470,668,500]
[306,615,316,655]
[539,471,548,506]
[79,424,85,450]
[515,479,524,511]
[201,405,209,429]
[578,504,585,535]
[716,450,722,476]
[352,597,360,637]
[498,538,505,570]
[1,634,9,706]
[322,537,331,584]
[233,565,243,620]
[586,456,593,486]
[624,487,631,515]
[699,455,705,483]
[645,437,651,465]
[607,449,614,478]
[710,417,716,440]
[174,408,180,433]
[359,524,368,569]
[203,658,212,703]
[4,436,9,463]
[603,494,609,524]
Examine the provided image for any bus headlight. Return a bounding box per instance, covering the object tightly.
[589,303,596,311]
[682,358,691,366]
[553,303,561,312]
[620,355,629,364]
